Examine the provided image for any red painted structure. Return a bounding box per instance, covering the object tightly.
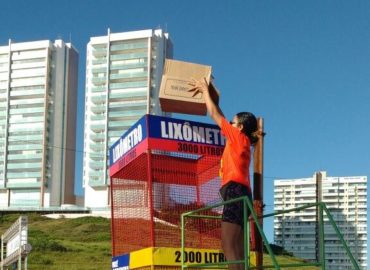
[109,115,225,257]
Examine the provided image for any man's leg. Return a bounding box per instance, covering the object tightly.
[222,221,245,270]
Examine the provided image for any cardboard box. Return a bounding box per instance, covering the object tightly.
[159,59,219,115]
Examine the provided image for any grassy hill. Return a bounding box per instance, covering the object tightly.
[0,213,111,270]
[0,214,319,270]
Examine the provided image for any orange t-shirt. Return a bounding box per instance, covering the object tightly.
[220,117,251,192]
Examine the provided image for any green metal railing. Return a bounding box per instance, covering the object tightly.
[181,197,361,270]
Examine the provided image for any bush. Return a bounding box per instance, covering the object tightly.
[264,244,293,256]
[31,236,68,252]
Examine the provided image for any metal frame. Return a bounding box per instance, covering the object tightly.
[1,216,30,270]
[181,197,360,270]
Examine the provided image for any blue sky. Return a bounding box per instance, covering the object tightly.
[1,0,369,261]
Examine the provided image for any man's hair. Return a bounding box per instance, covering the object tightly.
[236,112,258,145]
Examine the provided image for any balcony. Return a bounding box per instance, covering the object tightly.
[88,152,105,161]
[108,131,128,138]
[109,81,147,90]
[90,86,106,93]
[89,133,105,142]
[110,52,147,61]
[88,170,105,178]
[91,66,107,73]
[9,117,43,124]
[109,91,147,100]
[9,107,44,115]
[108,121,135,128]
[92,47,107,57]
[91,95,107,104]
[89,123,105,133]
[90,105,106,114]
[90,114,106,121]
[10,88,45,97]
[110,43,148,52]
[92,59,107,65]
[7,153,42,161]
[7,144,42,151]
[110,62,147,71]
[7,162,42,169]
[110,71,147,81]
[89,161,104,170]
[108,109,146,118]
[91,77,107,85]
[6,171,42,178]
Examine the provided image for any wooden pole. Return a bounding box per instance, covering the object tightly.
[252,117,264,268]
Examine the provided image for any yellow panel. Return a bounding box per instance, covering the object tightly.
[130,247,154,268]
[152,247,225,266]
[128,247,256,269]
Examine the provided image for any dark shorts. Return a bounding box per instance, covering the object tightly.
[219,181,252,227]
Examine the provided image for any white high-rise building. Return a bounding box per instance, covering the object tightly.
[0,39,78,209]
[83,29,172,209]
[274,172,367,269]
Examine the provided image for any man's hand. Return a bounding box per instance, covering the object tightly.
[188,77,209,97]
[188,77,223,126]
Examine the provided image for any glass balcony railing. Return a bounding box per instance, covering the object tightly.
[9,98,45,106]
[90,123,105,132]
[89,161,104,170]
[108,131,127,138]
[91,95,107,104]
[7,153,42,160]
[91,77,107,84]
[110,43,148,51]
[109,91,146,99]
[7,162,42,169]
[92,48,107,57]
[90,115,106,121]
[92,59,107,65]
[90,86,107,93]
[9,107,44,114]
[89,170,104,178]
[8,125,43,133]
[108,120,137,128]
[90,105,106,114]
[90,133,105,141]
[90,143,105,151]
[91,66,107,73]
[7,171,42,178]
[110,62,147,70]
[110,105,147,113]
[109,81,147,90]
[88,151,105,159]
[8,135,43,142]
[9,117,43,124]
[110,71,147,80]
[108,109,146,118]
[7,144,43,151]
[110,52,147,61]
[10,89,45,97]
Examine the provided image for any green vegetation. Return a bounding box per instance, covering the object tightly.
[0,213,111,270]
[0,214,319,270]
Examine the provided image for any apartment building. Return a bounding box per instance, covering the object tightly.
[83,29,172,209]
[0,39,78,208]
[274,172,367,269]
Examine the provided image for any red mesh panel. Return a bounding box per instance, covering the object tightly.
[111,149,223,256]
[111,153,152,256]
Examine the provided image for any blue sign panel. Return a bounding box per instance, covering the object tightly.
[109,114,225,169]
[109,115,148,166]
[147,115,225,147]
[111,253,129,270]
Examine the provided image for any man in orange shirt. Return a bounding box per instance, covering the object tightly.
[189,79,258,270]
